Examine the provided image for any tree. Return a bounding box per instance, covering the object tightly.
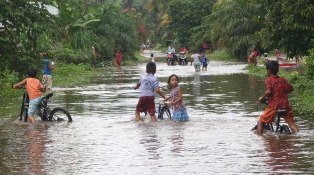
[206,0,263,58]
[94,4,138,59]
[259,0,314,57]
[0,1,53,73]
[168,0,215,47]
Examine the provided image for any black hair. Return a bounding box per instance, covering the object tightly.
[167,74,179,89]
[150,53,154,57]
[27,69,37,78]
[266,60,279,75]
[146,62,156,74]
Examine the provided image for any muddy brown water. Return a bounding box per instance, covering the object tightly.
[0,61,313,174]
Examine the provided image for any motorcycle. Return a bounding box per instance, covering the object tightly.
[179,51,187,65]
[167,52,175,65]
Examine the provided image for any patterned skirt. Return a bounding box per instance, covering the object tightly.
[172,107,189,122]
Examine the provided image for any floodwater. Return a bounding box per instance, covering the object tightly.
[0,61,313,175]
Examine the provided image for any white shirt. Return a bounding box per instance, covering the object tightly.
[139,73,159,97]
[191,53,200,62]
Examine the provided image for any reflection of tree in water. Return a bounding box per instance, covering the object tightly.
[139,124,162,160]
[263,135,296,173]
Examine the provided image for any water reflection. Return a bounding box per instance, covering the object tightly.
[193,72,201,97]
[139,123,162,160]
[169,123,186,154]
[27,125,48,174]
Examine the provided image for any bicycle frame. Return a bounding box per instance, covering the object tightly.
[252,99,291,134]
[142,101,171,120]
[20,93,53,121]
[265,109,289,132]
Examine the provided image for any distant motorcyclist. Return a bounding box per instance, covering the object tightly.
[179,46,188,65]
[166,45,177,65]
[179,46,188,54]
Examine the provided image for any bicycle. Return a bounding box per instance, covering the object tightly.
[142,101,171,120]
[157,101,171,120]
[19,92,72,122]
[252,99,290,134]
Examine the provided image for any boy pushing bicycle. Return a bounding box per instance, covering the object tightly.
[13,69,46,123]
[256,60,299,135]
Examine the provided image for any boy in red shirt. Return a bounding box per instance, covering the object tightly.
[13,69,46,123]
[257,61,299,135]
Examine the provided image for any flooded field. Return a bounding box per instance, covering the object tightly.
[0,61,313,174]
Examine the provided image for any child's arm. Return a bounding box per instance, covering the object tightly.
[156,87,166,99]
[164,96,171,101]
[134,82,140,90]
[259,79,272,102]
[285,80,293,93]
[40,82,46,92]
[13,79,27,89]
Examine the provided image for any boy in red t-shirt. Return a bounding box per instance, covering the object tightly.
[256,61,299,135]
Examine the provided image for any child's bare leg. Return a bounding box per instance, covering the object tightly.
[135,110,142,121]
[150,114,157,122]
[256,120,264,135]
[28,116,35,123]
[287,121,299,133]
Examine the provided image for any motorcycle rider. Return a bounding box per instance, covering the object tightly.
[166,45,177,65]
[179,46,188,65]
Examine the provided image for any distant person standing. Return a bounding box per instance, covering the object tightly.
[191,51,201,72]
[200,54,208,71]
[115,49,123,67]
[42,52,54,90]
[150,53,155,63]
[275,49,284,62]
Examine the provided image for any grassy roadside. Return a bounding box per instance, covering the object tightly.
[0,63,104,98]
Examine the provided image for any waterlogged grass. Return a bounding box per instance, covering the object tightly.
[0,64,104,98]
[208,49,238,61]
[248,65,314,116]
[53,63,101,87]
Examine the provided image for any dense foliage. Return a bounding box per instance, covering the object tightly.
[0,0,52,73]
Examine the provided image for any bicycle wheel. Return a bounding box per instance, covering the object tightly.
[19,93,28,122]
[20,109,28,122]
[280,125,291,134]
[49,107,72,122]
[159,107,171,120]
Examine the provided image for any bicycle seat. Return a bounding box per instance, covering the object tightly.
[277,109,287,115]
[44,93,53,99]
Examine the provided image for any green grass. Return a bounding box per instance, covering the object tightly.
[207,49,238,61]
[0,63,104,98]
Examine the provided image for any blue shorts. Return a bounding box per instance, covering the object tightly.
[28,97,43,116]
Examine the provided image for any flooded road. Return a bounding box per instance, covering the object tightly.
[0,61,313,174]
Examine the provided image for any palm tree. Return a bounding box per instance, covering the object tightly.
[94,4,138,59]
[206,0,263,58]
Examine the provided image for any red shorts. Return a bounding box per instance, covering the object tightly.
[136,96,155,116]
[260,105,295,124]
